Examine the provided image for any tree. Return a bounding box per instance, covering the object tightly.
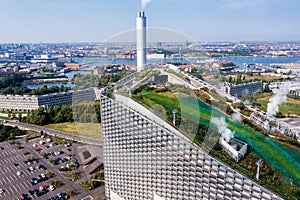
[65,188,75,198]
[236,74,242,84]
[9,132,15,140]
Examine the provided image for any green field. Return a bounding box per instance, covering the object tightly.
[44,122,102,140]
[134,90,300,185]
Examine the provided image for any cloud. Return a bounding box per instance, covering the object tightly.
[141,0,152,10]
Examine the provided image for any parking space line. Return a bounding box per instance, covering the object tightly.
[9,186,14,194]
[20,182,26,190]
[0,177,5,185]
[8,176,13,183]
[24,180,31,188]
[7,176,12,184]
[15,183,22,192]
[7,175,12,183]
[8,165,14,172]
[3,176,10,184]
[12,174,17,181]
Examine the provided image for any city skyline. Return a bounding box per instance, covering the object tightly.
[0,0,299,43]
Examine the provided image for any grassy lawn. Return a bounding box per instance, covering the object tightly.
[44,122,102,140]
[133,90,300,186]
[0,116,11,120]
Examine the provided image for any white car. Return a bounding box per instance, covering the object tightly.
[17,171,22,176]
[0,189,4,194]
[64,143,71,147]
[29,167,34,171]
[49,185,55,191]
[39,185,44,191]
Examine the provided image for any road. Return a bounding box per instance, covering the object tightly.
[3,121,102,147]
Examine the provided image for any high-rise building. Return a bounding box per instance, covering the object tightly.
[101,95,281,200]
[136,11,147,72]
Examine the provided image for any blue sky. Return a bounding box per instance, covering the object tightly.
[0,0,299,43]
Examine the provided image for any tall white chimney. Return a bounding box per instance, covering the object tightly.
[136,11,147,72]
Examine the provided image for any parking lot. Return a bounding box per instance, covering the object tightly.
[0,136,93,200]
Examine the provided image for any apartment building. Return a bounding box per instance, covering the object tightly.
[0,88,98,111]
[224,81,262,97]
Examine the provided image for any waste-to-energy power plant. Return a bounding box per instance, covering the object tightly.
[136,11,147,72]
[100,10,282,200]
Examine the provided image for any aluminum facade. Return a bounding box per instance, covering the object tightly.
[101,95,280,200]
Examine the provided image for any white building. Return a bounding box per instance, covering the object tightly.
[224,81,262,97]
[0,88,98,112]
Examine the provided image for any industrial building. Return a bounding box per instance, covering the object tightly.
[0,88,98,112]
[223,81,262,97]
[101,95,280,200]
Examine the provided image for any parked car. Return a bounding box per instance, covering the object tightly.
[28,190,34,195]
[49,185,55,191]
[19,193,29,200]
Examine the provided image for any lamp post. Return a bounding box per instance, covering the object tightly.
[256,159,263,180]
[172,109,177,126]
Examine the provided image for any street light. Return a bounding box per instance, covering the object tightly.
[172,109,177,126]
[256,159,263,180]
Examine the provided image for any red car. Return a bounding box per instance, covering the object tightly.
[36,147,42,151]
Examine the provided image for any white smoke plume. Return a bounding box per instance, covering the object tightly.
[211,117,234,142]
[141,0,152,10]
[267,84,289,116]
[232,109,242,122]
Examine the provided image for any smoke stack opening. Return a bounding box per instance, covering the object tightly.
[138,11,145,18]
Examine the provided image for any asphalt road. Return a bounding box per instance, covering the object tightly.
[3,121,102,147]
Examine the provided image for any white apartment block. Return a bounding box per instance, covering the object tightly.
[0,94,39,111]
[0,88,98,111]
[224,81,262,97]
